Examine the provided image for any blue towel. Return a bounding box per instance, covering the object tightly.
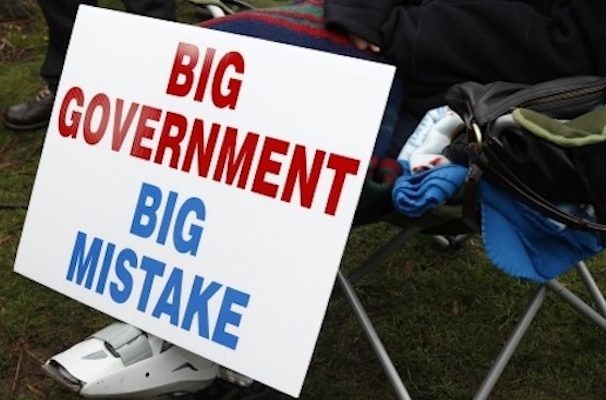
[480,181,603,282]
[392,163,468,218]
[391,163,602,281]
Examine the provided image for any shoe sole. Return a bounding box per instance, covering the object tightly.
[1,117,49,132]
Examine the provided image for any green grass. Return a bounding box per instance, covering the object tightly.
[2,1,606,399]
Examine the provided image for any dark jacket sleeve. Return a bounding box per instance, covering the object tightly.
[325,0,606,111]
[324,0,412,46]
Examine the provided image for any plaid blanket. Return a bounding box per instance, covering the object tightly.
[202,1,369,57]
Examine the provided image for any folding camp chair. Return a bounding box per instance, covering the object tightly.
[337,203,606,400]
[194,2,606,398]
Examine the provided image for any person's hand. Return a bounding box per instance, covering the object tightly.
[349,34,381,53]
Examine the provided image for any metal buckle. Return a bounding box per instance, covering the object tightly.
[471,121,483,151]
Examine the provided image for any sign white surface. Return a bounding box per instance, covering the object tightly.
[14,6,394,397]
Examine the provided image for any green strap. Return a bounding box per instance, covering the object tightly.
[512,107,606,147]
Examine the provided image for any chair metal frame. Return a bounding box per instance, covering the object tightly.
[193,4,606,398]
[337,224,606,400]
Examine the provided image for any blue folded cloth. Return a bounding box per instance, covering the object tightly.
[391,163,602,282]
[392,163,467,218]
[480,181,603,282]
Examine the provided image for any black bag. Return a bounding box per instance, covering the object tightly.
[444,75,606,232]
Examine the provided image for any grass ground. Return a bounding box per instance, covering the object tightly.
[1,1,606,399]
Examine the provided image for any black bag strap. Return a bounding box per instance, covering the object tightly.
[446,76,606,128]
[480,141,606,232]
[447,75,606,233]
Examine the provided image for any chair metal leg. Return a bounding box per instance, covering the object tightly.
[341,228,606,400]
[575,261,606,317]
[347,226,423,285]
[473,285,548,400]
[337,269,413,400]
[547,280,606,331]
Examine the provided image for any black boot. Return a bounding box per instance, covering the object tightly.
[2,87,55,131]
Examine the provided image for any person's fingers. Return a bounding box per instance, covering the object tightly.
[349,34,381,53]
[349,34,369,51]
[369,43,381,53]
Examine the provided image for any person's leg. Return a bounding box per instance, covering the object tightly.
[39,0,96,92]
[2,0,95,131]
[122,0,176,21]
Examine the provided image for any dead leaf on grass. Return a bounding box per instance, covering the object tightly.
[451,300,461,317]
[386,288,404,298]
[10,341,24,398]
[403,260,414,274]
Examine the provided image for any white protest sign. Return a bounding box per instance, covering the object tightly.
[14,5,394,397]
